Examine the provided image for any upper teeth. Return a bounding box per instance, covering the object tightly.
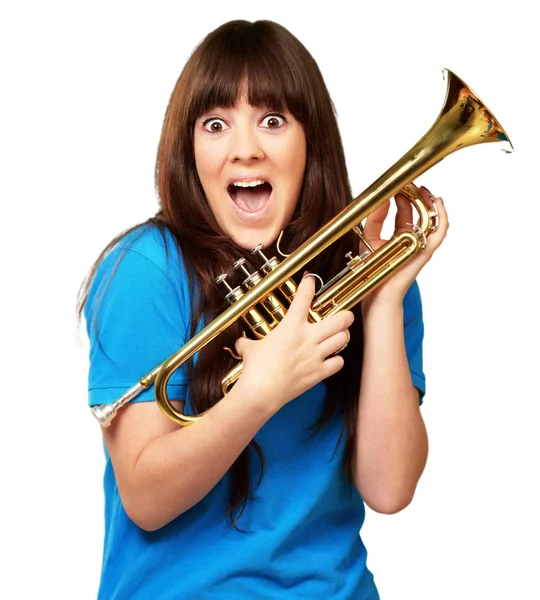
[232,179,267,188]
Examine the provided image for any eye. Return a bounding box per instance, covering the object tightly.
[202,117,229,134]
[261,113,287,130]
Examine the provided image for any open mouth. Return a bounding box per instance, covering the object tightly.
[227,181,273,213]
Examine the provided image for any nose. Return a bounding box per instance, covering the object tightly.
[229,126,264,162]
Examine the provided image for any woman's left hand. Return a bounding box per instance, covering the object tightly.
[360,182,449,308]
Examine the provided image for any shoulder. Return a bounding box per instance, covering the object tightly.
[85,225,193,405]
[86,224,191,319]
[96,224,187,287]
[115,225,184,279]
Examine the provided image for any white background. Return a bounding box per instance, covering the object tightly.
[1,1,538,598]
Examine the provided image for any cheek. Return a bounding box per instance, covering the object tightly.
[194,139,221,186]
[193,141,226,226]
[280,135,306,185]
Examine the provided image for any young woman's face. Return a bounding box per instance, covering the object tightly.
[193,88,306,250]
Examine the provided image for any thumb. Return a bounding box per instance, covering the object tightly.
[235,335,254,358]
[287,273,316,321]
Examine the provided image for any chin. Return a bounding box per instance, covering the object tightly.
[232,228,281,252]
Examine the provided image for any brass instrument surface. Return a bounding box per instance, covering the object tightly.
[91,69,512,428]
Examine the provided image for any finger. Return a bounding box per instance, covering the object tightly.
[320,355,345,379]
[395,192,413,233]
[318,329,350,359]
[312,310,354,344]
[427,196,449,247]
[287,274,316,321]
[412,184,448,249]
[417,184,437,212]
[436,195,448,227]
[362,199,391,243]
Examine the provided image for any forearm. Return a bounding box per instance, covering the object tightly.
[126,380,277,531]
[355,300,428,513]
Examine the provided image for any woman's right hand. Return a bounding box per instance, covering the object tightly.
[234,275,354,412]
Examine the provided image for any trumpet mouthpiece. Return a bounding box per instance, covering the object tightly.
[91,403,117,428]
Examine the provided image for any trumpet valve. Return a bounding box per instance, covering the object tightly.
[251,243,280,274]
[234,258,287,324]
[233,258,261,290]
[216,273,243,304]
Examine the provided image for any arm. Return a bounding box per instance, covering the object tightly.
[354,298,428,514]
[353,184,448,513]
[86,243,278,531]
[103,380,276,532]
[101,276,352,531]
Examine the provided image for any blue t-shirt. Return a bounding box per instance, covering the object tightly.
[85,225,426,600]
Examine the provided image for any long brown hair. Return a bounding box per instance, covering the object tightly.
[78,19,363,531]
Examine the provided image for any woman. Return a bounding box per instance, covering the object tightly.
[79,19,447,600]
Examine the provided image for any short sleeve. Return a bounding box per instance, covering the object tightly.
[402,280,426,403]
[85,243,190,407]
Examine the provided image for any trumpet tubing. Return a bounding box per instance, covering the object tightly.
[91,69,512,428]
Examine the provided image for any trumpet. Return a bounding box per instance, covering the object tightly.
[91,69,512,428]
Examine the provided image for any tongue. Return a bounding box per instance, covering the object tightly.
[233,185,272,212]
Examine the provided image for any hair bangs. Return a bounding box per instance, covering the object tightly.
[244,51,304,118]
[187,21,313,126]
[187,52,247,124]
